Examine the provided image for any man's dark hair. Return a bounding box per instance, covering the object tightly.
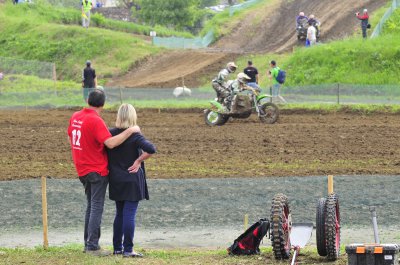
[88,89,105,107]
[86,60,91,67]
[248,60,253,65]
[270,60,276,66]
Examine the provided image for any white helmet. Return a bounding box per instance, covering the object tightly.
[309,14,315,19]
[299,12,305,16]
[226,62,238,73]
[237,72,251,84]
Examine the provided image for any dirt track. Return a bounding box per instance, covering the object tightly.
[108,0,386,88]
[2,109,400,181]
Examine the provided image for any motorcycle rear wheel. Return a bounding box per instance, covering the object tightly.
[204,109,228,126]
[259,102,279,124]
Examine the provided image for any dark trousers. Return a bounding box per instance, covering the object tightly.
[80,172,109,251]
[113,200,139,253]
[362,27,367,38]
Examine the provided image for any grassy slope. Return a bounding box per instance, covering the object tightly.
[0,245,347,265]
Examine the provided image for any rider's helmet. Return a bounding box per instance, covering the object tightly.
[237,73,251,84]
[299,12,305,17]
[226,62,238,73]
[309,14,315,19]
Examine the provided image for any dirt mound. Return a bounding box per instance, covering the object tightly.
[107,0,386,88]
[2,109,400,181]
[214,0,386,53]
[107,50,236,88]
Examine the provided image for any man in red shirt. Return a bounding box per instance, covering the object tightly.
[356,9,369,39]
[68,89,140,255]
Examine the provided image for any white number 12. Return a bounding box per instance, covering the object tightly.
[72,129,82,146]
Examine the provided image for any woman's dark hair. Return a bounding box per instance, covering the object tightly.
[270,60,276,66]
[88,89,105,107]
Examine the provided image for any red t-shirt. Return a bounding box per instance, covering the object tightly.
[67,108,112,177]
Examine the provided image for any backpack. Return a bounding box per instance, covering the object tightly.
[276,69,286,84]
[227,219,270,255]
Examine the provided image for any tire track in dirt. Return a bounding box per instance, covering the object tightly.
[105,0,386,88]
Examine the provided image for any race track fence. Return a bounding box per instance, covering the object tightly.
[152,0,263,49]
[153,30,214,49]
[371,0,400,38]
[3,84,400,109]
[0,57,56,80]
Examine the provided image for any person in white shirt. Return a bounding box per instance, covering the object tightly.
[307,21,317,46]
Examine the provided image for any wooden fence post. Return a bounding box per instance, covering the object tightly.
[41,176,49,250]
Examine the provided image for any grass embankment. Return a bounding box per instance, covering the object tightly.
[0,245,347,265]
[0,3,164,81]
[0,3,193,38]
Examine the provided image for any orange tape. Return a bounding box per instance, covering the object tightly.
[356,247,366,254]
[374,247,383,254]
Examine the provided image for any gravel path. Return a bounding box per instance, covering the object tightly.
[1,176,399,248]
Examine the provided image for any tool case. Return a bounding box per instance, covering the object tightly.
[346,244,399,265]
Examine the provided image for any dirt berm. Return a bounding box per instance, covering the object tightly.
[107,0,386,88]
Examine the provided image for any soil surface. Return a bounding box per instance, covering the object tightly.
[2,109,400,180]
[107,0,386,88]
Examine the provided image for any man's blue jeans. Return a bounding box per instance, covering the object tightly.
[272,83,281,96]
[113,201,139,253]
[80,172,109,251]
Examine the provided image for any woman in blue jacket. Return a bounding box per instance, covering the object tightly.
[107,103,156,257]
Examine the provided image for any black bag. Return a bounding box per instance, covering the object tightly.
[227,219,270,255]
[367,23,371,29]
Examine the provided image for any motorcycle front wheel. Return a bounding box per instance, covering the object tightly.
[259,102,279,124]
[204,109,228,126]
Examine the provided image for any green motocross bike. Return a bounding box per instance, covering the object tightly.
[204,86,279,126]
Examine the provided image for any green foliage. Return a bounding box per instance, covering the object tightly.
[383,8,400,34]
[0,3,161,81]
[0,2,192,37]
[138,0,199,30]
[282,34,400,86]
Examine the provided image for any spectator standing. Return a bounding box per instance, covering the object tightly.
[107,103,156,258]
[82,0,93,28]
[307,21,317,46]
[82,60,97,102]
[356,9,369,39]
[67,89,140,256]
[268,60,286,103]
[243,60,259,89]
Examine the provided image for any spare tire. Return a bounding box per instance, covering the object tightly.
[316,197,327,256]
[270,193,291,260]
[325,193,340,261]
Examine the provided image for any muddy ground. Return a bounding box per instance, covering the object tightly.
[1,109,400,180]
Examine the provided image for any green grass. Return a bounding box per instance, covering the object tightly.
[0,3,163,81]
[0,244,347,265]
[0,3,193,38]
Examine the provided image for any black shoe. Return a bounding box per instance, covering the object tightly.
[85,249,112,257]
[113,250,123,255]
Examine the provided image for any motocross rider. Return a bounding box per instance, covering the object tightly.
[226,72,251,112]
[296,12,309,28]
[212,62,238,110]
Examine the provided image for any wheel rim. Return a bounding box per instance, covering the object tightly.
[207,111,219,124]
[260,104,277,122]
